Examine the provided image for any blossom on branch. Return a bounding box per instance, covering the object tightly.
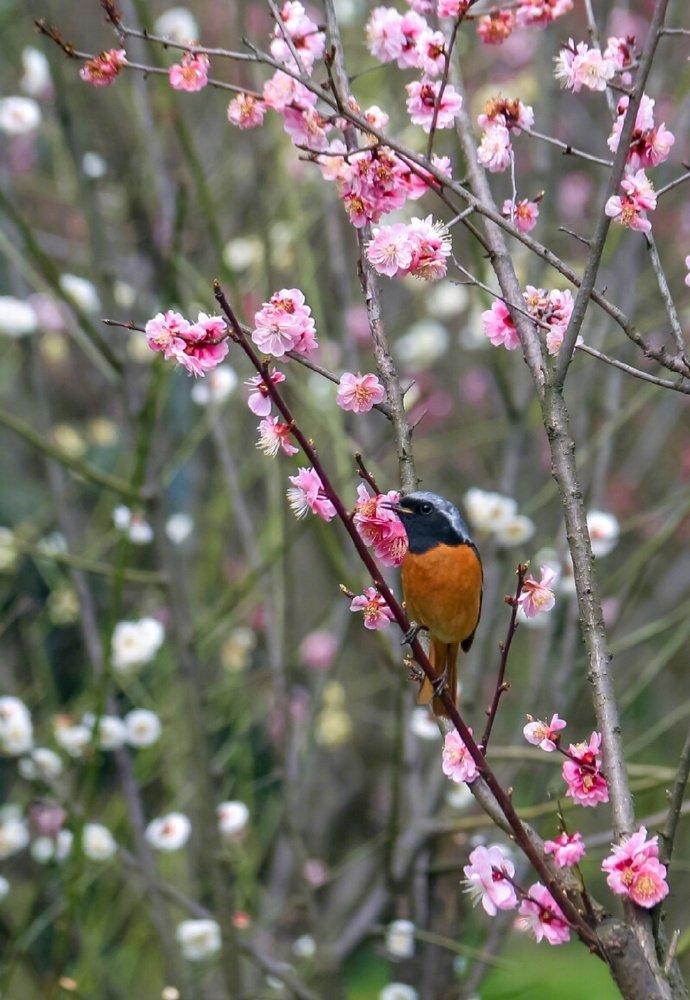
[523,713,566,752]
[441,729,479,784]
[562,731,609,807]
[336,372,386,413]
[80,49,126,87]
[270,0,325,75]
[554,41,616,93]
[366,217,451,280]
[349,587,395,629]
[256,416,299,456]
[481,299,520,350]
[477,124,512,173]
[608,95,674,170]
[168,51,210,92]
[252,288,317,357]
[605,168,657,233]
[227,93,265,129]
[406,78,463,132]
[502,198,539,233]
[476,11,515,44]
[462,844,518,915]
[353,484,408,566]
[518,883,570,945]
[544,831,586,868]
[245,370,286,416]
[287,467,336,521]
[515,0,573,29]
[601,826,669,908]
[518,566,556,618]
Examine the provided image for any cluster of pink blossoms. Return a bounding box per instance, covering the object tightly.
[604,95,673,233]
[287,467,336,521]
[544,831,586,868]
[252,288,317,357]
[554,39,616,93]
[463,845,570,946]
[169,51,210,92]
[476,96,534,174]
[336,372,386,414]
[562,732,610,807]
[482,286,575,356]
[366,216,452,280]
[80,49,127,87]
[269,0,326,74]
[349,587,395,630]
[601,826,669,909]
[144,310,229,376]
[353,485,408,567]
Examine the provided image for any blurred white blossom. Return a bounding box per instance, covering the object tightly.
[124,708,162,748]
[380,986,418,1000]
[190,365,238,406]
[59,274,101,314]
[112,506,154,545]
[54,717,91,758]
[31,830,73,863]
[155,8,199,42]
[409,707,439,741]
[493,514,536,548]
[386,920,416,958]
[217,801,249,840]
[82,151,107,178]
[292,934,316,959]
[165,512,194,545]
[20,48,51,97]
[0,96,41,135]
[83,823,117,861]
[0,812,29,859]
[464,488,517,533]
[0,296,38,337]
[395,320,448,369]
[587,510,620,557]
[0,697,33,756]
[176,919,222,961]
[223,235,263,271]
[145,813,191,852]
[112,618,165,673]
[83,713,127,751]
[0,876,9,900]
[19,747,63,781]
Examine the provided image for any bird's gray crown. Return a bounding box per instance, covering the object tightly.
[396,491,472,553]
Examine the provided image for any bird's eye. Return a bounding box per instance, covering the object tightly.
[420,502,433,515]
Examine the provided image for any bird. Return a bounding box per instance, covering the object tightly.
[388,491,483,717]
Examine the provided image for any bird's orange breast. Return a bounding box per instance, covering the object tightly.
[401,543,483,644]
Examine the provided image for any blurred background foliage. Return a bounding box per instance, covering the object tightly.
[1,0,690,996]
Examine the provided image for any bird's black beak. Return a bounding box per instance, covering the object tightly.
[381,502,413,516]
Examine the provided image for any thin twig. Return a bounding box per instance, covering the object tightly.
[575,343,690,395]
[480,565,527,751]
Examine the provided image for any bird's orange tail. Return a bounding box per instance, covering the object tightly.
[416,637,459,718]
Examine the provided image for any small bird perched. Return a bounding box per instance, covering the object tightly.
[389,491,483,717]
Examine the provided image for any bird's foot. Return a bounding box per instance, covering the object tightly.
[401,622,429,647]
[432,668,449,697]
[405,660,425,684]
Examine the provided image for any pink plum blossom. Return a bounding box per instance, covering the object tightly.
[477,11,515,44]
[406,79,462,132]
[176,314,229,376]
[397,12,429,69]
[169,52,210,92]
[441,729,479,784]
[366,224,415,277]
[287,467,336,521]
[481,300,520,350]
[523,713,566,752]
[252,288,317,357]
[353,485,408,566]
[256,417,299,457]
[463,844,518,915]
[518,883,570,945]
[415,30,446,77]
[608,95,675,170]
[478,96,534,134]
[477,124,512,173]
[601,826,669,908]
[562,732,609,807]
[270,1,325,75]
[299,630,338,670]
[605,169,657,233]
[519,566,557,618]
[516,0,573,29]
[246,370,286,416]
[145,311,191,359]
[407,216,452,280]
[349,587,394,630]
[437,0,470,16]
[554,41,616,93]
[336,372,386,413]
[502,198,539,233]
[227,94,265,129]
[366,7,405,62]
[604,36,635,71]
[544,831,586,868]
[80,49,126,87]
[685,254,690,288]
[262,71,316,112]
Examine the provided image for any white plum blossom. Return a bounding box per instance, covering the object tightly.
[0,297,38,337]
[58,274,101,314]
[124,708,162,748]
[54,718,91,758]
[380,986,418,1000]
[145,813,192,852]
[386,920,416,958]
[409,707,440,741]
[0,876,9,900]
[165,512,194,545]
[217,801,250,840]
[20,48,52,97]
[154,7,199,43]
[0,96,41,134]
[292,934,317,959]
[493,514,536,548]
[190,366,238,406]
[19,747,63,781]
[0,810,30,859]
[83,713,128,751]
[463,488,517,534]
[112,506,154,545]
[83,823,117,861]
[31,830,73,863]
[0,697,33,756]
[112,618,165,673]
[587,510,620,557]
[176,919,222,961]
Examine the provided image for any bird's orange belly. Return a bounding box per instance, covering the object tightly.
[402,543,482,643]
